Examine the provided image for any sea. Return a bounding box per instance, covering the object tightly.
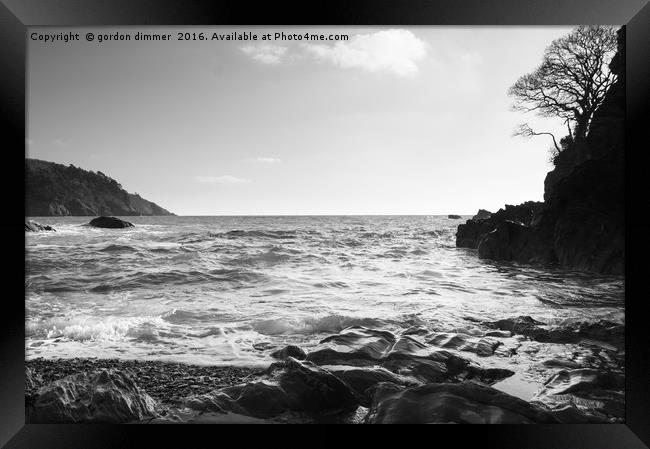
[25,215,624,399]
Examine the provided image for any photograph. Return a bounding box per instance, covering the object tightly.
[23,24,627,425]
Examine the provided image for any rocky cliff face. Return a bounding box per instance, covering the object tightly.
[26,159,174,217]
[456,27,625,275]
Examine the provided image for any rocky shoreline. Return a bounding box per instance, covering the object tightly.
[25,319,625,424]
[455,28,625,275]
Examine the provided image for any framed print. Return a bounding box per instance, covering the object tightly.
[1,0,649,447]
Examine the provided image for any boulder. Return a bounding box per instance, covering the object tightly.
[28,369,157,423]
[456,202,543,249]
[322,365,419,406]
[363,382,565,424]
[87,216,134,228]
[270,345,307,361]
[25,220,55,232]
[447,214,462,219]
[426,332,502,357]
[185,358,359,419]
[382,336,513,385]
[306,326,396,366]
[533,369,625,421]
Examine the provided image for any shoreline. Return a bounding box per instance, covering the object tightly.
[26,357,261,408]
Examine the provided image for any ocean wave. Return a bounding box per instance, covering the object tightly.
[252,315,388,336]
[27,316,166,342]
[231,247,292,265]
[99,244,138,253]
[214,230,298,240]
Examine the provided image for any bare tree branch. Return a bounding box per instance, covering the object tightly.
[508,26,618,141]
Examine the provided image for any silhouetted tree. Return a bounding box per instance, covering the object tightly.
[509,26,618,159]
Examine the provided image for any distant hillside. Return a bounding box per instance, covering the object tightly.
[26,159,175,216]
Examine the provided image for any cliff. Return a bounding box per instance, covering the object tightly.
[26,159,174,217]
[456,27,625,275]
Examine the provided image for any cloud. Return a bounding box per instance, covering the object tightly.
[196,175,251,185]
[243,156,282,164]
[241,44,288,65]
[53,138,69,147]
[301,29,427,77]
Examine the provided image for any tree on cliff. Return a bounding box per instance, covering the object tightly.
[509,26,618,160]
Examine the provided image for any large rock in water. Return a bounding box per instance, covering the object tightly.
[364,381,569,424]
[455,202,543,249]
[25,220,55,232]
[87,216,134,228]
[28,369,157,423]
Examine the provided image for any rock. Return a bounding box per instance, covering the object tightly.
[277,358,359,414]
[447,214,462,219]
[87,216,134,228]
[489,317,625,347]
[478,221,534,261]
[270,345,307,361]
[322,365,419,406]
[28,369,157,423]
[25,220,55,232]
[533,369,625,421]
[456,202,543,249]
[363,381,565,424]
[307,327,512,385]
[491,316,549,341]
[383,336,513,385]
[455,29,624,275]
[306,326,396,366]
[185,358,359,419]
[426,333,502,357]
[472,209,493,221]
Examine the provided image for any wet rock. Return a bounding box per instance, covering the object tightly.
[537,369,624,397]
[364,381,564,424]
[426,333,502,357]
[28,369,157,423]
[306,326,396,366]
[25,220,55,232]
[383,336,513,385]
[322,365,419,406]
[456,202,542,249]
[401,325,429,336]
[533,369,625,421]
[87,216,134,229]
[447,214,462,219]
[490,317,625,347]
[271,345,307,361]
[185,358,358,419]
[477,220,547,263]
[491,316,549,340]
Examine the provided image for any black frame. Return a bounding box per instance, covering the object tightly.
[2,0,649,447]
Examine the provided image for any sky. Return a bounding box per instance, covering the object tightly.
[28,26,575,216]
